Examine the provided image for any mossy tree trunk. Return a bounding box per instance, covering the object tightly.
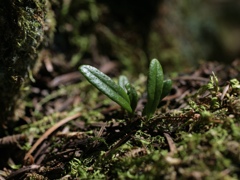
[0,0,54,134]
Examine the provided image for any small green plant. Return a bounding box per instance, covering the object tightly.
[79,59,172,119]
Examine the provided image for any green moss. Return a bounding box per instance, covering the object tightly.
[0,0,54,132]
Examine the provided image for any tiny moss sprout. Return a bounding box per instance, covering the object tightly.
[79,59,172,119]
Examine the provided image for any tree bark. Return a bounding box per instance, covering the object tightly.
[0,0,54,133]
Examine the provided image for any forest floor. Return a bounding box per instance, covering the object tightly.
[1,59,240,179]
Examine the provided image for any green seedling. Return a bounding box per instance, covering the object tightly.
[125,83,139,113]
[79,59,172,119]
[79,65,132,113]
[142,59,164,119]
[161,79,173,101]
[118,75,130,91]
[118,75,138,112]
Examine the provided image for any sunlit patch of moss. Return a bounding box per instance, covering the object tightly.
[175,124,240,179]
[68,158,106,179]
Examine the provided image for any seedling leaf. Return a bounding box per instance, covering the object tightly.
[126,83,138,112]
[118,75,129,92]
[79,65,132,113]
[160,79,172,100]
[143,59,164,119]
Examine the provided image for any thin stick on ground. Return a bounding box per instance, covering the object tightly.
[24,112,81,165]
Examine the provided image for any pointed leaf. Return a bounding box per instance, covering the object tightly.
[125,83,138,112]
[143,59,164,119]
[118,75,129,92]
[79,65,132,113]
[160,79,172,100]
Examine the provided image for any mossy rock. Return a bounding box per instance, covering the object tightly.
[0,0,55,133]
